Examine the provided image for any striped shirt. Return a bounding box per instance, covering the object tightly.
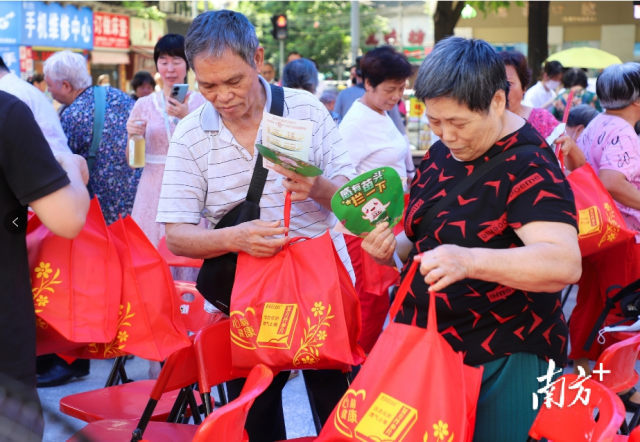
[157,76,356,280]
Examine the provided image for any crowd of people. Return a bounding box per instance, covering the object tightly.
[3,7,640,442]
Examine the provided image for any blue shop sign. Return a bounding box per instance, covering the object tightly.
[22,2,93,50]
[0,45,19,76]
[0,2,22,45]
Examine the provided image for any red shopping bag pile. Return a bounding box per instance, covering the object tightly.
[27,198,190,360]
[317,259,484,442]
[27,198,122,355]
[229,194,364,374]
[568,163,636,257]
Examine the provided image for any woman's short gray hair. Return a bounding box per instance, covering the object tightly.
[281,59,319,94]
[43,50,91,90]
[185,10,259,69]
[414,37,509,113]
[596,63,640,110]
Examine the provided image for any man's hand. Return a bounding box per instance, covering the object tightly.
[415,245,475,292]
[361,222,397,267]
[55,153,90,185]
[167,96,190,120]
[272,164,318,202]
[231,219,290,258]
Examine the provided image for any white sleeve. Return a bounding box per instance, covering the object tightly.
[38,106,70,155]
[403,135,415,180]
[338,121,368,173]
[311,103,356,181]
[156,134,207,225]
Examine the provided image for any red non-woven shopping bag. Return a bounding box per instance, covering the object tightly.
[317,259,483,442]
[26,198,122,355]
[568,163,636,257]
[229,194,364,374]
[63,216,190,361]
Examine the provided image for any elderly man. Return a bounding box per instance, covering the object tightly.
[261,61,276,84]
[0,56,70,155]
[157,10,355,442]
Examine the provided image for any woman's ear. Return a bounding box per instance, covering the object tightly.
[575,125,585,139]
[492,89,507,116]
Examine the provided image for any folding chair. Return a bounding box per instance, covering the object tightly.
[175,281,211,334]
[65,341,202,442]
[527,374,626,442]
[193,320,317,441]
[592,333,640,432]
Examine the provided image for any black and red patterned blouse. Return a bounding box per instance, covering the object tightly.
[398,122,578,367]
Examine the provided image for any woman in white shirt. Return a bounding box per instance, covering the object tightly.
[523,60,563,111]
[338,46,414,355]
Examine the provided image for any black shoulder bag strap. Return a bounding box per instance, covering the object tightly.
[417,145,554,239]
[246,84,285,201]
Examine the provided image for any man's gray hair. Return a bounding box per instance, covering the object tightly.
[596,62,640,110]
[43,50,92,90]
[320,89,338,105]
[185,10,259,69]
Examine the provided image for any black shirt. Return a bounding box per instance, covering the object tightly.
[0,91,69,386]
[399,123,578,367]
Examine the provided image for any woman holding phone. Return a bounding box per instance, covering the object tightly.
[126,34,205,250]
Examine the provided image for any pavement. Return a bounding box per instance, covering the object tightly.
[39,285,640,440]
[39,359,316,441]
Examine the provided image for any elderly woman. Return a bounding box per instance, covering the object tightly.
[568,63,640,411]
[363,37,581,441]
[339,45,415,353]
[281,58,318,94]
[553,68,602,120]
[499,51,559,139]
[44,51,140,226]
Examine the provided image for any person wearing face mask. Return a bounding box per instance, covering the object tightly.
[523,60,563,111]
[338,46,414,354]
[500,51,560,140]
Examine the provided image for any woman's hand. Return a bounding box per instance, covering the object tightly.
[556,134,586,171]
[415,244,475,292]
[126,119,146,139]
[361,222,397,267]
[167,96,190,120]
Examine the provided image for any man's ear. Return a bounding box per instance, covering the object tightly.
[254,46,265,72]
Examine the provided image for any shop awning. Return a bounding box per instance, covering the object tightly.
[92,50,130,65]
[130,46,154,57]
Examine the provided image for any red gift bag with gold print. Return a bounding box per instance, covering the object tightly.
[317,259,483,442]
[568,163,636,257]
[27,198,122,355]
[229,194,364,374]
[62,216,190,361]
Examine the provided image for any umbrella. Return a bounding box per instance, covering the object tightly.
[546,47,622,70]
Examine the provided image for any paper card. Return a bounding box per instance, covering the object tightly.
[331,168,404,238]
[263,112,313,162]
[255,144,323,178]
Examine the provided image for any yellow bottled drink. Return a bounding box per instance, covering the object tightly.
[128,122,145,168]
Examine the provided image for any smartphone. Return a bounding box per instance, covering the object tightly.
[170,84,189,103]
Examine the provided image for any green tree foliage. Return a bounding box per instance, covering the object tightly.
[236,1,387,75]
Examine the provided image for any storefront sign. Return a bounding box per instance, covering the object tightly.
[0,2,21,45]
[0,45,19,75]
[19,46,33,79]
[130,17,165,47]
[22,2,93,50]
[94,12,129,49]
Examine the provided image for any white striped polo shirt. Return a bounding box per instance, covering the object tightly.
[156,76,356,281]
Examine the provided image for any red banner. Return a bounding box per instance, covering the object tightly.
[93,12,129,49]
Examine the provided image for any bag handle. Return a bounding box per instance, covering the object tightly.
[584,278,640,351]
[88,86,106,173]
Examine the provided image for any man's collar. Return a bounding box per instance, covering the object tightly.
[201,75,272,132]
